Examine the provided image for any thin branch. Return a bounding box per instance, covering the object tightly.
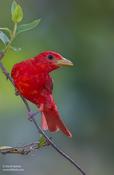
[0,140,49,155]
[32,117,86,175]
[0,52,86,175]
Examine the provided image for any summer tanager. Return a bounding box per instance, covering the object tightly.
[11,51,73,137]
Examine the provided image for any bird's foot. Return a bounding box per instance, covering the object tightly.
[27,111,38,121]
[15,89,20,96]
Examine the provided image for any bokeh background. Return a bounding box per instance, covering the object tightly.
[0,0,114,174]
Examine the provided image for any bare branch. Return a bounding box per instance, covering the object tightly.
[0,51,86,175]
[0,140,49,155]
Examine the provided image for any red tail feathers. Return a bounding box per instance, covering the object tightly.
[40,103,72,138]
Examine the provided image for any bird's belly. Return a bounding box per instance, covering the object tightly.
[14,75,43,104]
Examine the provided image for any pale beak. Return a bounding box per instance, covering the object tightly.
[56,57,74,66]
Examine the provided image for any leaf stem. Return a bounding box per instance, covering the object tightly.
[12,23,17,39]
[4,23,17,54]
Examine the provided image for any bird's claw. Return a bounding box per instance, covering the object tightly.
[15,89,20,96]
[27,111,38,121]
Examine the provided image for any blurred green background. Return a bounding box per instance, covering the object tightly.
[0,0,114,175]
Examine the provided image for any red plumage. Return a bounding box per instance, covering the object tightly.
[11,51,73,137]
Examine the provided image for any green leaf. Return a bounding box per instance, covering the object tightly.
[38,135,47,148]
[11,0,17,16]
[0,27,12,37]
[11,3,23,23]
[0,31,10,45]
[17,19,41,35]
[0,27,11,33]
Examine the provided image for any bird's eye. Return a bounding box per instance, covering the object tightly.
[47,54,54,60]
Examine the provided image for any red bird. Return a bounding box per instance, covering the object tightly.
[11,51,73,137]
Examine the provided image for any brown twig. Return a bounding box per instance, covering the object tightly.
[0,52,86,175]
[0,140,49,155]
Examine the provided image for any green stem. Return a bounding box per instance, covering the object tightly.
[4,23,17,54]
[12,23,17,40]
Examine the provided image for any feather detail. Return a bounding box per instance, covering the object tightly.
[39,101,72,137]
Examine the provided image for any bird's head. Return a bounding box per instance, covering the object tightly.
[34,51,73,72]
